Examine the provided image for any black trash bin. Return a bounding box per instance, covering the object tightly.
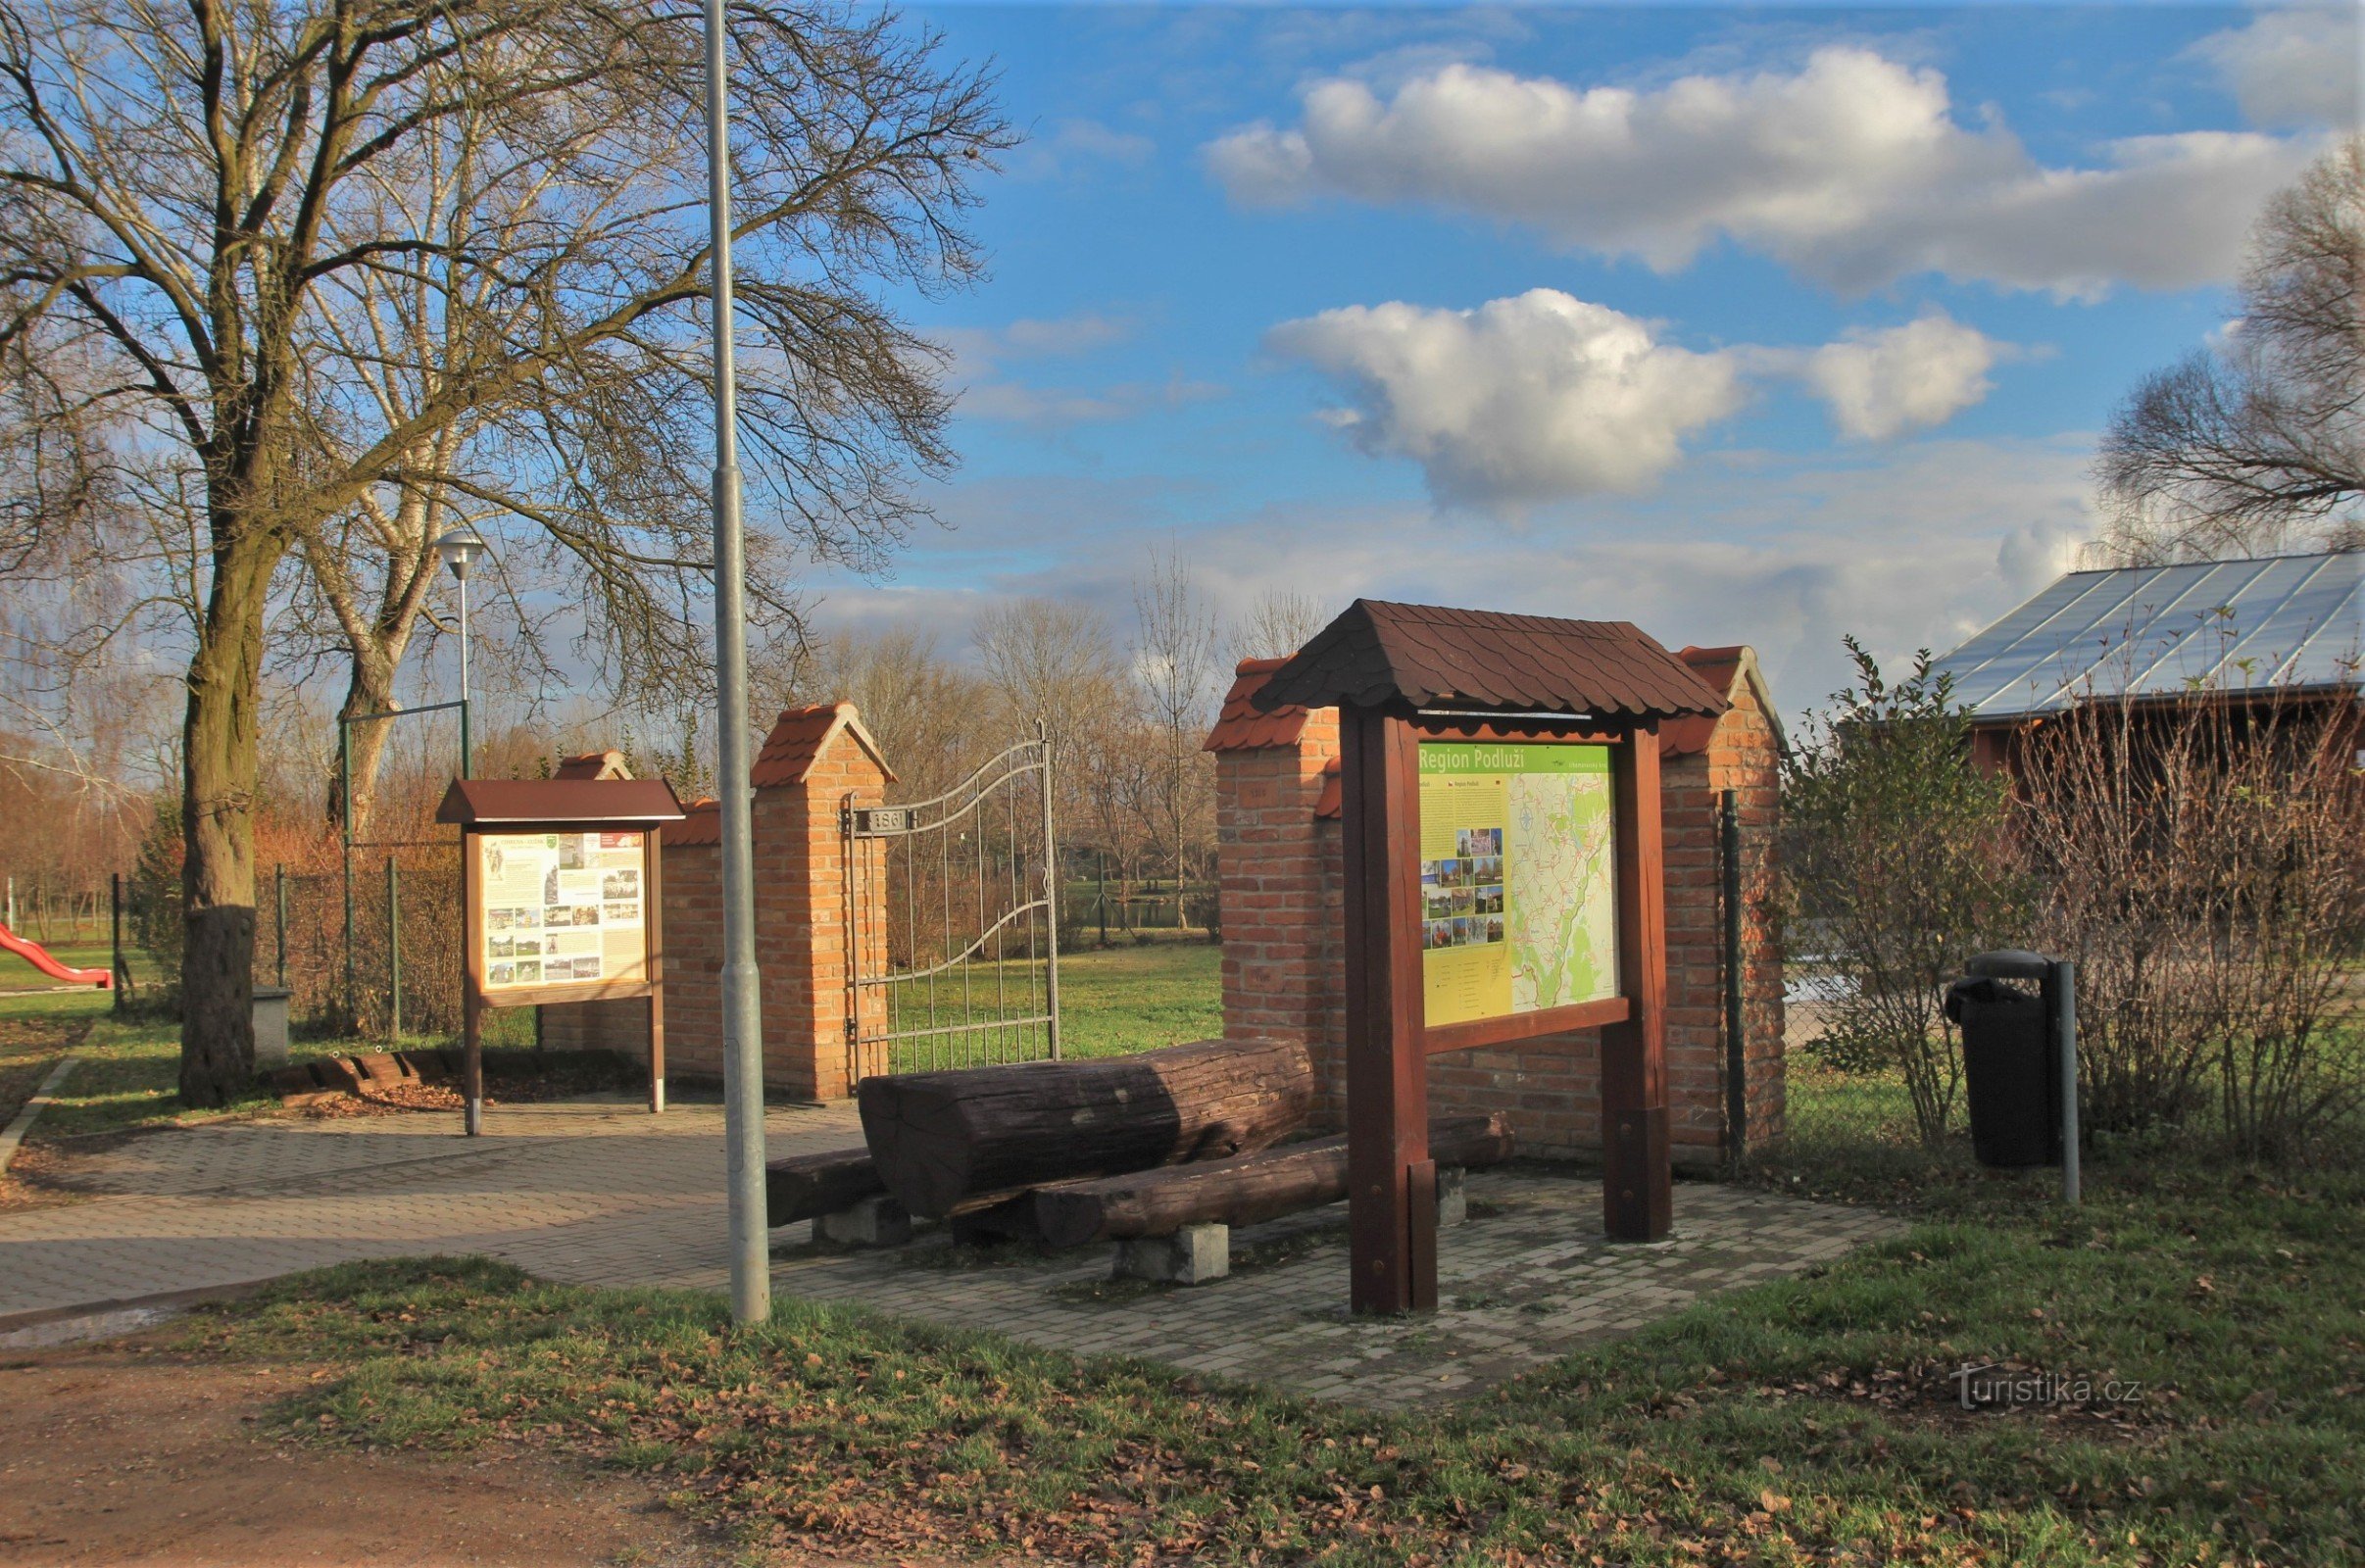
[1945,976,2060,1167]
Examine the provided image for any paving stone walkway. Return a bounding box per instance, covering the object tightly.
[772,1170,1906,1408]
[0,1099,1906,1407]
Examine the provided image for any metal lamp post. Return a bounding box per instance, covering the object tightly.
[434,525,488,778]
[704,0,769,1326]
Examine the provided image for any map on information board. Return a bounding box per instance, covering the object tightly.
[473,831,648,993]
[1417,742,1617,1028]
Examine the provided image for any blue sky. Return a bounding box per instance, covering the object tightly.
[792,3,2358,718]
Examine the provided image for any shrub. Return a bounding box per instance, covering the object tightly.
[1782,640,2030,1146]
[2016,681,2365,1157]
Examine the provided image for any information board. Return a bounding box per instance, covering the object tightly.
[1417,742,1618,1028]
[472,830,648,992]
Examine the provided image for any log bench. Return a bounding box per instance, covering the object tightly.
[1035,1111,1514,1284]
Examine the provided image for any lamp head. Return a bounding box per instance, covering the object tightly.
[435,526,489,582]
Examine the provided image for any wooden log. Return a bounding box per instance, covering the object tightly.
[856,1038,1313,1219]
[1033,1112,1513,1250]
[765,1148,886,1227]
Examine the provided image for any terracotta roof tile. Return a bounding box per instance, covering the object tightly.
[1203,658,1315,752]
[554,749,632,780]
[1313,756,1342,820]
[663,798,721,847]
[1661,645,1787,758]
[750,703,897,787]
[1254,600,1728,723]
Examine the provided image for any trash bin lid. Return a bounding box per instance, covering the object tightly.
[1966,949,2052,980]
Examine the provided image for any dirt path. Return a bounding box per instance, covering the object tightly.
[0,1335,727,1567]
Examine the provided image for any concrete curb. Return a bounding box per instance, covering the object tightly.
[0,1054,78,1175]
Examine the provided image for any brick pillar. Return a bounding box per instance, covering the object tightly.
[1207,660,1346,1122]
[749,705,894,1102]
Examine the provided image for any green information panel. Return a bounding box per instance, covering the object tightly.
[1417,742,1619,1028]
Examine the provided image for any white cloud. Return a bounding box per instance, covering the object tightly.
[1266,290,2017,502]
[1801,312,2001,441]
[1009,119,1158,180]
[1264,290,1744,508]
[2188,8,2361,128]
[1207,46,2314,295]
[935,314,1225,428]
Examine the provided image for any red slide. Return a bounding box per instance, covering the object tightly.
[0,921,113,988]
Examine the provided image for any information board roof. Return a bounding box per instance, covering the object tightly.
[1254,600,1727,722]
[435,777,685,825]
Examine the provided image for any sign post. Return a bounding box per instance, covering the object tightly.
[1255,601,1725,1314]
[437,778,685,1135]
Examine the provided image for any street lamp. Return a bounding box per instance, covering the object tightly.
[704,0,768,1325]
[435,525,489,778]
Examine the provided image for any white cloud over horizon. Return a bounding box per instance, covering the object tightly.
[797,435,2102,729]
[1207,46,2315,296]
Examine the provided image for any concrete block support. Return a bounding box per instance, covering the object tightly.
[1114,1222,1231,1285]
[818,1195,913,1249]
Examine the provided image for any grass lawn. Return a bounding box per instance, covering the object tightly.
[172,1140,2360,1566]
[1056,939,1222,1059]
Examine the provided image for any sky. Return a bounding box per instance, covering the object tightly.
[799,2,2358,723]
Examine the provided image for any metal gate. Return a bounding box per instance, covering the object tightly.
[843,726,1060,1076]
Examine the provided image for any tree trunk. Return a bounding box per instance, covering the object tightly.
[1033,1113,1513,1249]
[856,1037,1312,1218]
[179,526,285,1106]
[327,658,398,838]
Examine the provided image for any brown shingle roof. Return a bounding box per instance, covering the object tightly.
[1203,658,1315,752]
[750,703,896,788]
[663,798,721,847]
[1254,600,1727,722]
[435,777,684,826]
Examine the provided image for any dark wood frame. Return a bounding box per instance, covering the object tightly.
[458,818,667,1136]
[1341,705,1670,1314]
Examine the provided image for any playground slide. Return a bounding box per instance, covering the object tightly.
[0,921,112,988]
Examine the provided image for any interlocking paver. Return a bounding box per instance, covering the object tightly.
[1,1098,1906,1408]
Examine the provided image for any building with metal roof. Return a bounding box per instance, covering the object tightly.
[1931,551,2361,719]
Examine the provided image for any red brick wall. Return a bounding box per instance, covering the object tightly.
[1216,682,1784,1166]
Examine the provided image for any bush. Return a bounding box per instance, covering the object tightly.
[2016,681,2365,1157]
[1782,640,2029,1146]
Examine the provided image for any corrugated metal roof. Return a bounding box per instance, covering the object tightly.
[1253,599,1726,722]
[1930,551,2364,719]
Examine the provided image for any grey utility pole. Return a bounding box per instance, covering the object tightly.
[705,0,768,1325]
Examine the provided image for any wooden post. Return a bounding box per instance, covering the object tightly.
[1601,719,1671,1240]
[645,827,666,1113]
[461,830,483,1137]
[1341,704,1433,1314]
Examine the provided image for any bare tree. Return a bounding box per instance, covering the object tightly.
[2097,136,2365,564]
[973,596,1122,764]
[0,0,1007,1101]
[1128,544,1220,895]
[1228,587,1329,664]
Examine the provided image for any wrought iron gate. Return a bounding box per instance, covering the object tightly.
[843,726,1060,1076]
